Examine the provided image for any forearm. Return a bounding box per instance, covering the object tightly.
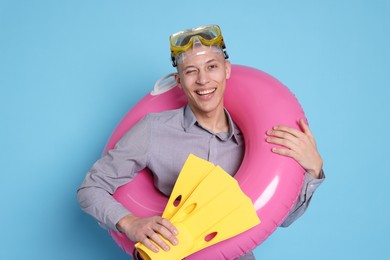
[280,169,325,227]
[77,116,151,229]
[77,156,137,230]
[77,185,131,230]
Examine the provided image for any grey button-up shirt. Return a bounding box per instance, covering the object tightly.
[77,105,324,231]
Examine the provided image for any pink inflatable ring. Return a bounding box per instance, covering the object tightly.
[103,65,306,259]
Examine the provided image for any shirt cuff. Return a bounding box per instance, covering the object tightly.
[305,168,325,181]
[105,203,132,231]
[303,169,325,196]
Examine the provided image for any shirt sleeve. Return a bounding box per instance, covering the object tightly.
[280,169,325,227]
[77,115,151,231]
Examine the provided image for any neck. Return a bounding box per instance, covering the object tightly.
[191,106,229,133]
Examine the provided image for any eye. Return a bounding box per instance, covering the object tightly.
[208,64,218,70]
[185,69,197,75]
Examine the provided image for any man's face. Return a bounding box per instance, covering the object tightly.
[176,45,231,117]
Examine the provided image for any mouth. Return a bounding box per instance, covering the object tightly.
[195,88,217,96]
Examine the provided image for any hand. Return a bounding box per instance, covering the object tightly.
[266,119,323,178]
[116,214,179,253]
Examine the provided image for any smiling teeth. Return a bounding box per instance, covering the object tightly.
[197,88,216,95]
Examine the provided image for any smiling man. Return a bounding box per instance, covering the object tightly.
[175,43,231,133]
[77,25,324,260]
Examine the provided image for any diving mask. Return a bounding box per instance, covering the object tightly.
[170,25,229,67]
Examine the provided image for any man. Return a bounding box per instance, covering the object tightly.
[77,25,324,260]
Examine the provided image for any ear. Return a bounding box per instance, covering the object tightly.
[174,73,182,88]
[225,60,232,80]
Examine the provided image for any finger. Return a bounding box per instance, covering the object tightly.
[299,119,313,137]
[271,146,297,159]
[269,125,302,139]
[299,119,317,147]
[266,128,302,147]
[160,218,179,236]
[155,219,178,245]
[140,235,160,253]
[147,230,171,251]
[266,136,298,150]
[158,219,179,246]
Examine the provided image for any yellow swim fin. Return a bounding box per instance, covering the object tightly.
[162,154,215,219]
[135,155,260,260]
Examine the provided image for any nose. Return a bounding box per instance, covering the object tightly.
[196,70,209,85]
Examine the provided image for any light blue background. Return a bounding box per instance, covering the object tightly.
[1,0,389,259]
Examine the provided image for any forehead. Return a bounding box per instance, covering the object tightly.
[178,45,225,69]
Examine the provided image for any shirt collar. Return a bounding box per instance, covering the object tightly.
[182,105,242,144]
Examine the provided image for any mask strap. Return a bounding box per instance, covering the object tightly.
[151,73,177,96]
